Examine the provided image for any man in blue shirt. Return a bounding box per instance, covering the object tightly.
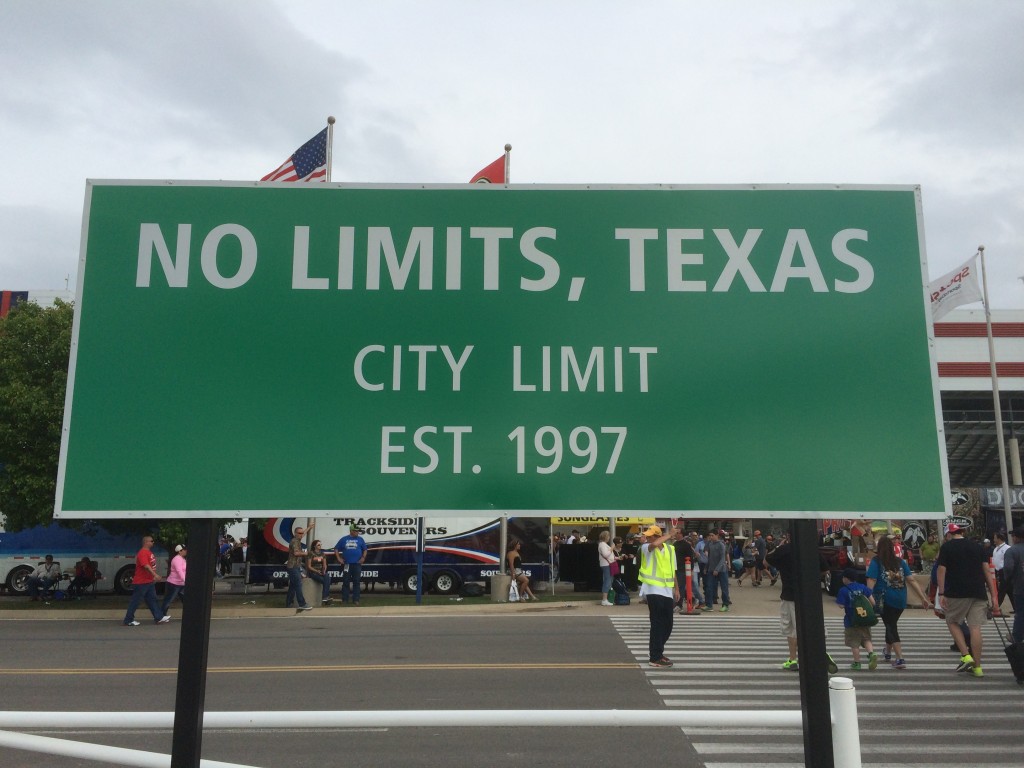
[335,524,368,605]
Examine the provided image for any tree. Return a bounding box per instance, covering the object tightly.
[0,299,73,530]
[0,299,240,553]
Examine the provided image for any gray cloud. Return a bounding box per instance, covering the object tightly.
[0,1,362,149]
[0,205,81,290]
[798,4,1024,148]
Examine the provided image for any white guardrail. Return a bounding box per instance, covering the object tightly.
[0,678,861,768]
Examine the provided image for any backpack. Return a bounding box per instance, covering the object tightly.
[459,582,485,598]
[849,590,878,627]
[612,577,630,605]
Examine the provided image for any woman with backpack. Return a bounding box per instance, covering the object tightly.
[866,535,931,669]
[737,540,758,586]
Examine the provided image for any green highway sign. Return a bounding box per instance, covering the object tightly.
[55,182,950,519]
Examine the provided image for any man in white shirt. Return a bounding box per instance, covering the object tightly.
[993,531,1012,611]
[26,555,61,600]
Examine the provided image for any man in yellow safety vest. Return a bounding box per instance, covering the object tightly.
[639,524,680,667]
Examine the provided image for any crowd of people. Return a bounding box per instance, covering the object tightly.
[27,517,1024,677]
[573,520,1023,679]
[284,522,368,611]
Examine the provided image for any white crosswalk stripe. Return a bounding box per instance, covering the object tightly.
[611,614,1024,767]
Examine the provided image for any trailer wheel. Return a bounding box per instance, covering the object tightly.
[431,570,461,596]
[401,570,420,595]
[114,565,135,595]
[5,565,33,595]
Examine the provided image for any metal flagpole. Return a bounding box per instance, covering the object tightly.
[326,116,336,182]
[978,245,1015,534]
[503,143,511,185]
[550,519,555,596]
[499,515,507,588]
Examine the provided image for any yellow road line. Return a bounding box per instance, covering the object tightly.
[0,662,637,676]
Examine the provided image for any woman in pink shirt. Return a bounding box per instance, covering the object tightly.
[161,544,187,614]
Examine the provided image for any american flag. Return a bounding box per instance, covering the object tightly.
[261,127,329,182]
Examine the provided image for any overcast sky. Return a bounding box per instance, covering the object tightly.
[1,1,1021,308]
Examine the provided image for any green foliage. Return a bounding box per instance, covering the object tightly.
[0,299,73,530]
[0,299,246,547]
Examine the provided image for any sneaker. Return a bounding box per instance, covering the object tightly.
[892,659,907,670]
[883,652,892,662]
[157,616,171,624]
[826,654,838,674]
[782,658,799,671]
[720,604,729,612]
[770,577,778,586]
[322,598,334,605]
[955,654,975,673]
[648,658,672,668]
[867,652,878,670]
[124,620,141,627]
[297,605,313,612]
[600,600,613,606]
[849,662,862,670]
[702,605,713,612]
[971,665,984,678]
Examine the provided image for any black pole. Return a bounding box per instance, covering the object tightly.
[792,519,834,768]
[170,518,218,768]
[415,517,424,605]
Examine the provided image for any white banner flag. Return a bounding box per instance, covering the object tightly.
[929,255,982,321]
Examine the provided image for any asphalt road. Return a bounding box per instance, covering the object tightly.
[0,613,697,768]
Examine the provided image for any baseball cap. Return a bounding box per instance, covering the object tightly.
[174,544,185,553]
[719,529,729,537]
[1012,525,1024,538]
[945,523,962,535]
[643,525,662,537]
[349,524,362,532]
[842,568,859,582]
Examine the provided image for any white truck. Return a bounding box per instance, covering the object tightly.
[0,521,164,595]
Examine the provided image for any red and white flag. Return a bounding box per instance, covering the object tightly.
[929,255,983,320]
[261,127,329,182]
[470,155,505,184]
